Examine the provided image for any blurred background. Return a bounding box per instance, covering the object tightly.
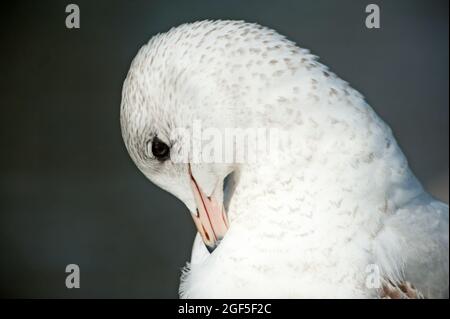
[0,0,448,298]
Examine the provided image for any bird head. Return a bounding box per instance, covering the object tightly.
[120,20,309,252]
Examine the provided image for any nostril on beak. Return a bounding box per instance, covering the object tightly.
[202,225,210,241]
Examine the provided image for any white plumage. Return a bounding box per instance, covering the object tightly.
[120,20,449,298]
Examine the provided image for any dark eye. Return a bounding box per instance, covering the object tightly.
[151,136,170,161]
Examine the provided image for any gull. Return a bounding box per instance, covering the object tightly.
[120,20,449,298]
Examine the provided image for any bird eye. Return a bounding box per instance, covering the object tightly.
[151,136,170,161]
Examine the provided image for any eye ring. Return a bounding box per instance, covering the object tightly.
[150,136,170,161]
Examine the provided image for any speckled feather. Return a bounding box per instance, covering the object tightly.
[120,20,449,298]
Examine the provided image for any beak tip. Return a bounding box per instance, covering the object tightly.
[206,245,216,254]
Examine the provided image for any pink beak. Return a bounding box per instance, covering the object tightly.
[189,165,229,253]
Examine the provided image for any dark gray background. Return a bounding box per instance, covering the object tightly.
[0,0,448,298]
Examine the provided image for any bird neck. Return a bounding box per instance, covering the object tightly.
[225,99,424,241]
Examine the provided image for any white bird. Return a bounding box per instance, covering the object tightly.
[120,20,449,298]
